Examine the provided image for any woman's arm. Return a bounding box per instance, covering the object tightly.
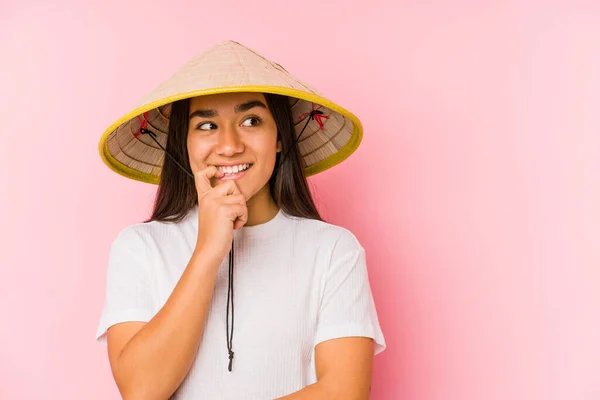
[106,250,221,400]
[276,337,374,400]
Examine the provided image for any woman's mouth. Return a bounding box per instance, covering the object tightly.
[216,163,252,180]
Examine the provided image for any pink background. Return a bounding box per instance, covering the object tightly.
[1,1,599,399]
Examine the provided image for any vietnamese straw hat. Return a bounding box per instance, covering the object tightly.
[98,40,363,184]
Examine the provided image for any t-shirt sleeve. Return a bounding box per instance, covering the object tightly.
[95,225,155,346]
[313,230,386,355]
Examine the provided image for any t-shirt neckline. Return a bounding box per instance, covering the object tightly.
[191,205,287,239]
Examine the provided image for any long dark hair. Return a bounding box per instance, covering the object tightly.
[144,93,322,224]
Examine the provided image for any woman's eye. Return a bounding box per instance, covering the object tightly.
[197,122,216,130]
[241,117,261,127]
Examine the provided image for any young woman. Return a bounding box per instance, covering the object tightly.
[96,41,386,399]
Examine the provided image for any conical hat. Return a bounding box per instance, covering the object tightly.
[98,40,363,184]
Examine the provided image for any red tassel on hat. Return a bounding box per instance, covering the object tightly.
[298,103,329,130]
[133,112,150,138]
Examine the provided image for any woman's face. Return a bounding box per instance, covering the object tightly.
[186,92,280,201]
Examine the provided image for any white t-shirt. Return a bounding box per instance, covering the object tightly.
[96,206,386,399]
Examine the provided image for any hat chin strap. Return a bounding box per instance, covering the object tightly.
[137,107,323,372]
[138,128,195,180]
[272,109,323,177]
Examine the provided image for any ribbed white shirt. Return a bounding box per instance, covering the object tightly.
[96,206,386,399]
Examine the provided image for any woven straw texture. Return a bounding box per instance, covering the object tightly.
[98,41,363,184]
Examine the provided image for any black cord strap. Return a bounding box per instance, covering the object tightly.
[226,240,235,372]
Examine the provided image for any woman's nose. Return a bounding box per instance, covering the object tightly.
[215,125,244,156]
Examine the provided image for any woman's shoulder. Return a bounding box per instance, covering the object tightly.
[282,212,363,250]
[110,209,196,249]
[108,222,151,254]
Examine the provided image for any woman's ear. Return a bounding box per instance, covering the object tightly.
[276,140,282,153]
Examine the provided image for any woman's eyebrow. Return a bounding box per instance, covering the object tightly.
[189,100,267,120]
[189,109,216,119]
[234,100,267,113]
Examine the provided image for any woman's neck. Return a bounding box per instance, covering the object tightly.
[244,184,279,227]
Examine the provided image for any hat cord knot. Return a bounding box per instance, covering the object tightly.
[298,103,329,130]
[228,350,235,372]
[133,112,151,138]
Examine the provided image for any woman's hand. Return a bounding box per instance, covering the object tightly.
[193,166,248,263]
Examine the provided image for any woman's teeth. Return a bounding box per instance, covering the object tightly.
[217,163,251,175]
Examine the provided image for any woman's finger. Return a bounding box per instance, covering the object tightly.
[220,194,246,206]
[228,204,248,230]
[210,179,242,198]
[194,166,222,196]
